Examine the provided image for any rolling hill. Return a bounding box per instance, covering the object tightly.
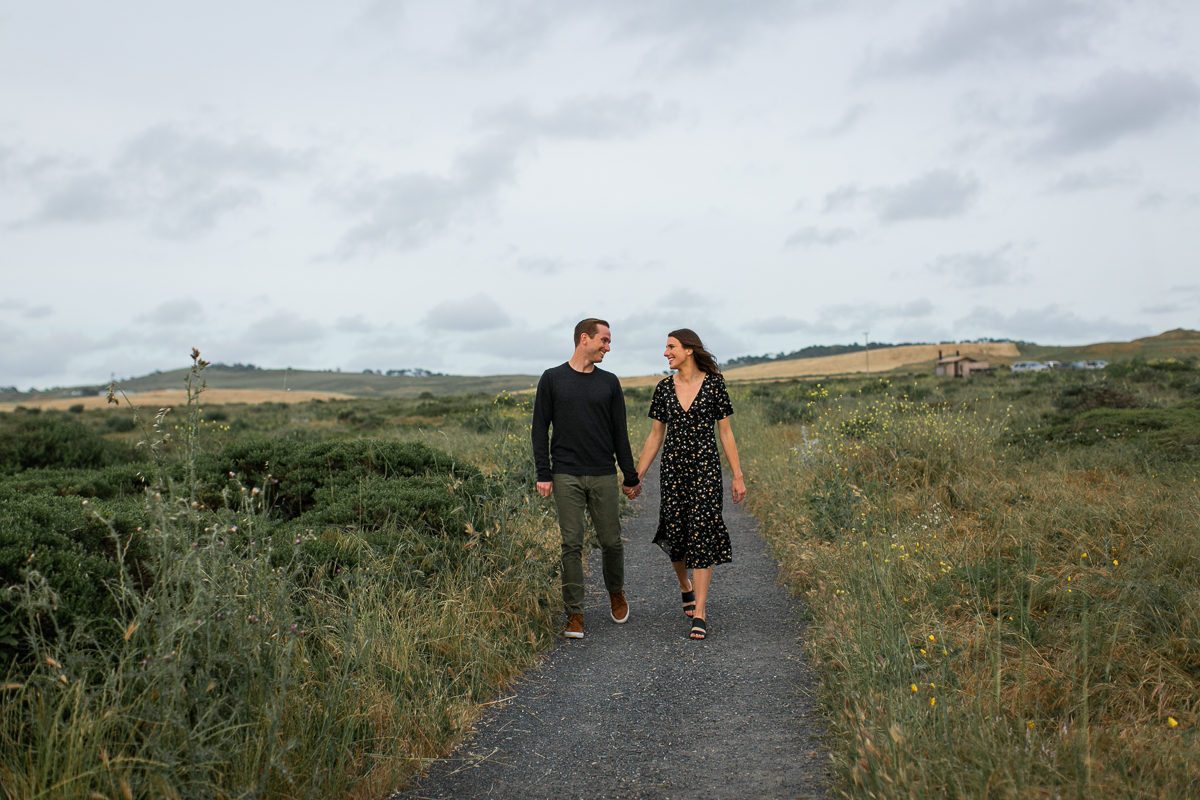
[3,330,1197,410]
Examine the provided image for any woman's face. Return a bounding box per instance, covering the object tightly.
[664,337,693,370]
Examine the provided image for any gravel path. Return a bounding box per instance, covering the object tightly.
[395,463,830,799]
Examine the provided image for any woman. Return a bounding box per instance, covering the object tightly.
[634,329,746,640]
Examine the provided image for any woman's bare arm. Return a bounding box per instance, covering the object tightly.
[717,418,746,503]
[636,420,668,481]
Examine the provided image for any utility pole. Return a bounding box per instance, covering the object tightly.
[864,331,869,374]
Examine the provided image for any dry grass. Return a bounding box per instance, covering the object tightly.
[619,343,1019,388]
[0,363,560,799]
[733,377,1200,798]
[0,388,356,413]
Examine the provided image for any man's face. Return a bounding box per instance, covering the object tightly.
[580,325,612,362]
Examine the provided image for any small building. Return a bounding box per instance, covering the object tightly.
[935,351,990,378]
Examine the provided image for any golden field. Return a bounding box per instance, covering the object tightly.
[0,388,356,413]
[620,342,1020,388]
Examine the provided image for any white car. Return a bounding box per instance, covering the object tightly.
[1010,361,1048,372]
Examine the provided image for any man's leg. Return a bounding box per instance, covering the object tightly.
[586,474,625,596]
[553,474,588,617]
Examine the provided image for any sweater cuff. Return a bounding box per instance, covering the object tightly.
[622,474,640,487]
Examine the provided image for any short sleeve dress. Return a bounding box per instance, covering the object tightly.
[648,372,735,569]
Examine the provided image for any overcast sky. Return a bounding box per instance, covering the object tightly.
[2,1,1198,387]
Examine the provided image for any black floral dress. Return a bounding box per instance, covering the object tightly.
[648,372,734,569]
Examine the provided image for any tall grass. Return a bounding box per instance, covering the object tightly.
[734,375,1200,798]
[2,355,559,799]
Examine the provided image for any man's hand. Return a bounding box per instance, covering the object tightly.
[536,481,553,497]
[622,479,642,501]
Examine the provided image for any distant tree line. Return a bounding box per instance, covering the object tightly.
[208,363,262,372]
[360,368,444,377]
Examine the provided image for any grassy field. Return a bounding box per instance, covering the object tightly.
[0,366,540,405]
[5,330,1197,407]
[729,359,1200,797]
[0,358,562,799]
[1017,328,1200,364]
[5,350,1200,798]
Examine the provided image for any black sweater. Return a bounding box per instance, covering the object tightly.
[531,363,639,486]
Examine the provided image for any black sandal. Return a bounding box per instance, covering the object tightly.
[690,618,707,640]
[681,590,696,618]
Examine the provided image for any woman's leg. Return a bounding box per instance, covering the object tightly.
[692,567,712,620]
[672,561,695,616]
[671,561,691,591]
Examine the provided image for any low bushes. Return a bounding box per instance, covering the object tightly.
[0,413,138,474]
[1,355,559,798]
[735,378,1200,798]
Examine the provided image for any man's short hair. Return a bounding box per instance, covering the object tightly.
[574,318,610,346]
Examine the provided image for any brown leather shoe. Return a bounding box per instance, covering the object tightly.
[609,591,629,624]
[564,614,584,639]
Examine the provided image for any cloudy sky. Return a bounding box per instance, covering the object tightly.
[2,1,1199,387]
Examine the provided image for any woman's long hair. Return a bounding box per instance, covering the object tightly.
[668,328,721,375]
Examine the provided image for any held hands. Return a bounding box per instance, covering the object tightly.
[731,476,747,504]
[536,481,553,497]
[622,478,642,501]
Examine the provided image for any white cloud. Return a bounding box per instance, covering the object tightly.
[956,305,1150,344]
[927,244,1027,288]
[784,226,858,247]
[821,171,980,223]
[459,0,812,68]
[137,298,205,327]
[1045,169,1132,193]
[242,310,325,345]
[334,314,375,333]
[326,93,675,258]
[1029,69,1200,156]
[0,299,53,320]
[868,0,1105,74]
[515,255,568,274]
[16,126,313,238]
[745,298,935,337]
[874,170,980,222]
[424,294,512,331]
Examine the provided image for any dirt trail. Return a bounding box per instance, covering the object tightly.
[396,462,830,800]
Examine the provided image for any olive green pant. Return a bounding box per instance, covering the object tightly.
[553,473,624,615]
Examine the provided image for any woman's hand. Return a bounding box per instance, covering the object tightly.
[731,476,746,504]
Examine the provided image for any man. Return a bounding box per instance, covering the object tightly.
[532,318,641,639]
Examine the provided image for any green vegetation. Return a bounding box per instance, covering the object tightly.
[9,347,1200,798]
[1,354,558,798]
[1017,327,1200,365]
[733,360,1200,797]
[2,366,540,403]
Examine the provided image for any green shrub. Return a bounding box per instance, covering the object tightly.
[193,438,485,534]
[101,414,138,433]
[1053,383,1142,414]
[335,408,384,429]
[743,382,829,425]
[0,436,497,667]
[0,489,134,662]
[1038,407,1200,456]
[0,414,137,474]
[1107,356,1196,383]
[0,353,559,798]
